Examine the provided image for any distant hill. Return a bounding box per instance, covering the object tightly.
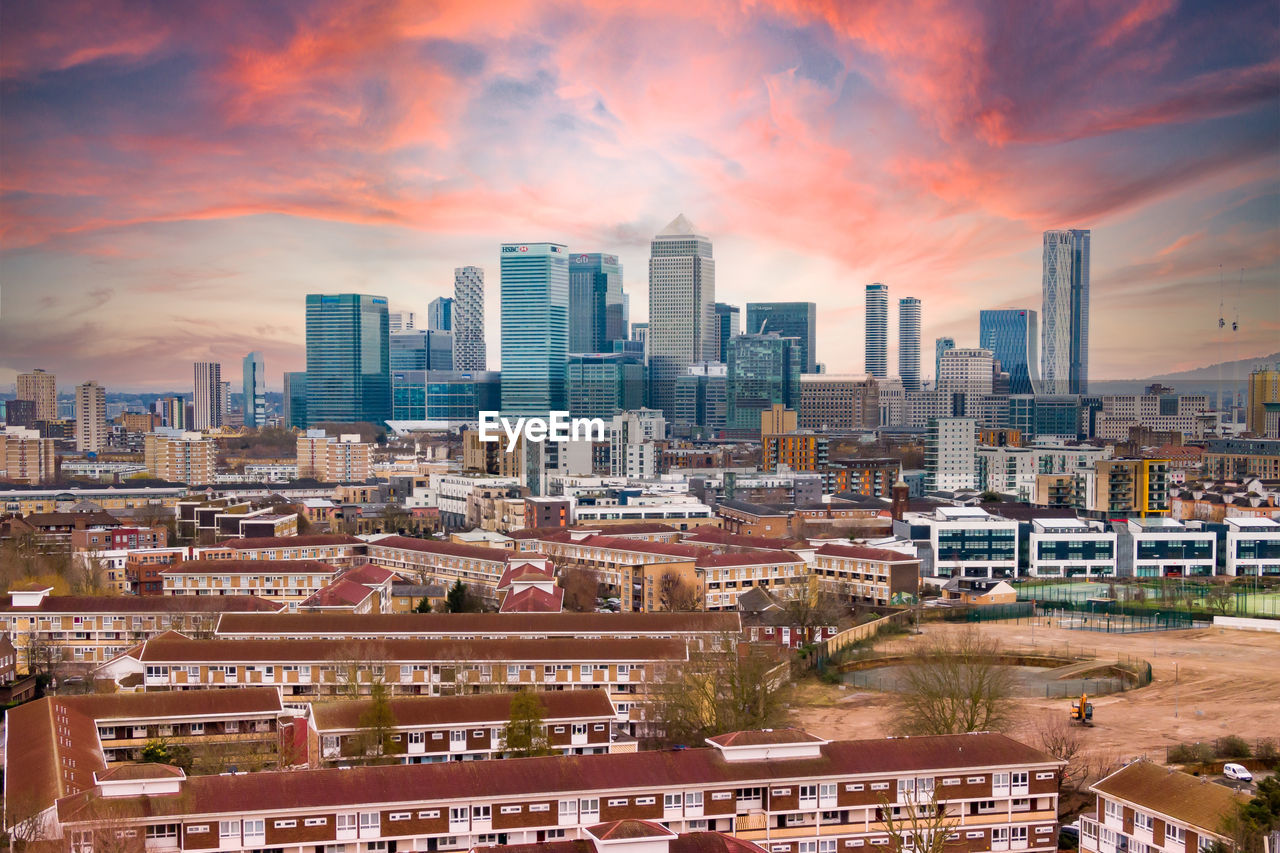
[1134,351,1278,383]
[1090,351,1277,399]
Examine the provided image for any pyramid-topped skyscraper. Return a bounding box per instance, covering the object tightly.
[648,214,716,420]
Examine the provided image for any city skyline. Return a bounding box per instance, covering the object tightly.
[1,2,1278,391]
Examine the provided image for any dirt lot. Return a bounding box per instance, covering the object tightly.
[787,618,1280,767]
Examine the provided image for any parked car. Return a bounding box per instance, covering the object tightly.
[1223,763,1254,782]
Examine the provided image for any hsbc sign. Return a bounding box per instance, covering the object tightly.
[501,245,530,253]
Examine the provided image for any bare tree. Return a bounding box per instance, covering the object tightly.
[1204,583,1234,616]
[1027,711,1090,792]
[559,566,601,612]
[880,787,958,853]
[657,570,701,612]
[330,640,389,699]
[893,627,1015,736]
[780,589,847,644]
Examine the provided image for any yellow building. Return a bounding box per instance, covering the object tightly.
[0,427,56,484]
[143,431,217,484]
[16,368,57,422]
[297,431,373,481]
[760,403,797,438]
[1248,363,1280,435]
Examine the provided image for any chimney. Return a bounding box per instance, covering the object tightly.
[891,480,910,522]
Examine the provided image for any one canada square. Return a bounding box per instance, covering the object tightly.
[1041,229,1090,394]
[648,215,715,418]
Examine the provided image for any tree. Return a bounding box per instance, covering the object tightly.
[356,682,399,762]
[559,566,601,612]
[880,787,958,853]
[1217,776,1280,853]
[1205,583,1234,616]
[657,570,701,612]
[646,636,786,744]
[892,628,1015,736]
[441,579,482,613]
[502,691,553,757]
[1028,712,1090,792]
[330,640,389,698]
[379,504,412,536]
[780,588,846,645]
[140,739,193,773]
[414,595,434,613]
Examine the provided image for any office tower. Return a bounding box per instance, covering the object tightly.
[725,333,801,434]
[746,302,817,373]
[390,330,454,372]
[898,297,921,392]
[391,369,501,423]
[453,266,486,371]
[192,362,223,430]
[674,362,728,437]
[565,352,646,419]
[630,323,648,344]
[1042,228,1091,394]
[388,311,416,333]
[938,348,996,396]
[305,293,392,425]
[221,382,232,426]
[648,215,716,419]
[879,377,906,427]
[713,303,740,363]
[568,253,625,355]
[283,372,308,430]
[16,369,57,423]
[798,374,880,430]
[500,243,569,415]
[1247,363,1280,435]
[156,396,185,430]
[428,297,453,332]
[979,309,1040,395]
[934,337,956,382]
[925,417,977,492]
[241,351,266,428]
[865,283,888,378]
[75,381,106,453]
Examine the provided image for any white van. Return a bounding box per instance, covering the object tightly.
[1223,763,1253,782]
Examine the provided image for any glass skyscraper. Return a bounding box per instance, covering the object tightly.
[898,297,921,392]
[714,303,740,363]
[304,293,391,426]
[980,308,1040,395]
[500,243,569,415]
[1042,229,1091,394]
[865,283,888,379]
[241,351,266,428]
[427,297,453,332]
[745,302,817,373]
[935,337,955,383]
[725,333,801,433]
[568,253,625,354]
[566,351,645,419]
[390,330,453,372]
[649,215,715,419]
[283,371,307,429]
[391,370,500,423]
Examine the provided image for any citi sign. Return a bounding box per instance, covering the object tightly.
[478,411,606,451]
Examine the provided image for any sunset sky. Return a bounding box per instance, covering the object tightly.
[2,0,1278,392]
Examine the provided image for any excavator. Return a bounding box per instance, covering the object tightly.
[1070,693,1094,726]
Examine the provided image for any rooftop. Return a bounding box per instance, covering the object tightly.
[214,610,741,637]
[1092,760,1248,834]
[311,689,615,732]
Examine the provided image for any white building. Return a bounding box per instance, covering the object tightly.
[75,380,107,453]
[1224,516,1280,577]
[977,444,1112,500]
[453,265,487,371]
[938,348,995,396]
[609,409,666,479]
[925,417,976,492]
[648,215,716,418]
[1028,518,1116,579]
[1096,394,1212,441]
[1125,518,1216,578]
[877,376,906,426]
[911,506,1019,579]
[192,361,223,430]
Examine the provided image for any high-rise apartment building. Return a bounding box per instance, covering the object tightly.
[500,243,569,415]
[925,416,977,492]
[1042,228,1091,394]
[16,369,57,423]
[75,381,107,453]
[898,296,921,392]
[388,311,416,333]
[156,396,185,430]
[935,337,955,382]
[745,302,817,373]
[241,351,266,428]
[0,426,56,484]
[725,332,801,435]
[427,297,453,332]
[938,347,996,396]
[648,215,715,418]
[713,303,740,364]
[192,362,223,430]
[865,283,888,378]
[283,372,307,430]
[143,431,216,484]
[304,293,391,426]
[453,266,487,371]
[568,253,625,355]
[980,309,1040,395]
[296,430,373,482]
[1247,362,1280,435]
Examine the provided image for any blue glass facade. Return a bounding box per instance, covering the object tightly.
[726,333,801,432]
[979,309,1040,395]
[501,243,569,415]
[392,370,501,422]
[390,330,453,372]
[283,371,307,430]
[1006,395,1083,441]
[714,303,740,363]
[566,352,645,419]
[568,253,625,354]
[304,293,390,425]
[746,302,817,373]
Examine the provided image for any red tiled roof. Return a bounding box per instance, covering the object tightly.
[0,595,285,614]
[707,728,827,747]
[371,535,514,562]
[215,611,740,637]
[218,535,364,549]
[300,578,376,609]
[55,732,1061,823]
[815,543,920,563]
[500,586,565,613]
[96,763,184,781]
[311,688,615,732]
[683,529,807,550]
[339,564,397,586]
[497,561,555,589]
[162,559,337,574]
[568,535,705,560]
[588,820,676,840]
[694,550,804,568]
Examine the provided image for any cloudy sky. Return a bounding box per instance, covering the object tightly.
[2,0,1277,392]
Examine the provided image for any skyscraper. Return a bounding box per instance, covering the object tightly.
[453,266,486,371]
[500,243,569,415]
[745,302,817,373]
[75,380,106,453]
[979,309,1040,395]
[241,351,266,428]
[390,330,453,372]
[568,253,625,354]
[935,337,955,382]
[283,372,308,430]
[388,311,416,333]
[16,369,57,423]
[427,297,453,332]
[865,283,888,379]
[725,333,801,434]
[1042,229,1091,394]
[304,293,391,425]
[193,362,223,430]
[566,351,645,419]
[648,214,715,419]
[714,303,740,363]
[898,297,921,392]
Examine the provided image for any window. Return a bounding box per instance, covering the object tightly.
[712,792,732,801]
[500,806,522,815]
[145,825,178,841]
[336,814,358,833]
[771,787,792,796]
[530,804,551,812]
[580,798,599,821]
[1167,826,1186,844]
[943,778,960,786]
[219,821,240,841]
[846,783,865,791]
[418,810,440,819]
[685,792,703,808]
[189,722,204,735]
[389,813,411,822]
[967,776,985,784]
[966,832,984,839]
[186,826,209,834]
[870,782,889,791]
[243,820,264,844]
[274,820,297,828]
[1135,813,1154,831]
[305,818,327,827]
[608,799,629,807]
[472,805,491,822]
[559,800,578,819]
[665,793,682,811]
[1036,771,1055,780]
[636,797,656,805]
[1105,800,1123,821]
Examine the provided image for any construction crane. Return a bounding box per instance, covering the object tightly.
[1070,693,1094,726]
